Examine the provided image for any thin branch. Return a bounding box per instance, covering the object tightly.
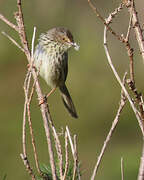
[1,31,25,52]
[88,0,124,42]
[0,14,19,32]
[103,25,144,136]
[130,0,144,62]
[72,135,77,180]
[125,12,133,42]
[91,73,127,180]
[52,126,63,179]
[106,3,124,25]
[138,143,144,180]
[73,135,81,180]
[66,127,81,180]
[20,154,36,180]
[15,0,57,178]
[27,100,41,175]
[31,26,36,59]
[23,71,32,157]
[63,131,69,180]
[121,157,124,180]
[66,126,75,156]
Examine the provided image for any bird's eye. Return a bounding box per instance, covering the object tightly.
[62,37,66,41]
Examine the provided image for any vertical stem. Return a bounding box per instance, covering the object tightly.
[138,143,144,180]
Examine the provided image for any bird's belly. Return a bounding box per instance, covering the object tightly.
[39,57,64,88]
[34,45,66,88]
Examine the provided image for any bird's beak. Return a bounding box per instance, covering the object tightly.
[71,42,80,51]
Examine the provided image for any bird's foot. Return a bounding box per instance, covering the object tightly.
[27,63,36,70]
[39,95,47,106]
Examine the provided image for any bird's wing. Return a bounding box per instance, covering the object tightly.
[62,52,68,82]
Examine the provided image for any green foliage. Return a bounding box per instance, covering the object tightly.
[36,162,81,180]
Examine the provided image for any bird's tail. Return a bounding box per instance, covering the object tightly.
[59,84,78,118]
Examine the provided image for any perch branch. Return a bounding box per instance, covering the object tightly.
[0,1,57,179]
[15,0,57,179]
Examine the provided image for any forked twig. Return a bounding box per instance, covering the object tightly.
[0,14,19,32]
[0,0,57,179]
[1,31,25,52]
[88,0,124,42]
[103,25,144,136]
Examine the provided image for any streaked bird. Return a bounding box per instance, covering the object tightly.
[34,27,79,118]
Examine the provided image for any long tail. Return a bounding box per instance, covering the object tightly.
[59,84,78,118]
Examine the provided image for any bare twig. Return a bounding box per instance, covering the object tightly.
[125,12,132,42]
[1,31,25,52]
[0,14,19,32]
[66,127,81,180]
[103,25,144,136]
[73,135,81,180]
[52,126,63,179]
[91,73,127,180]
[88,0,124,42]
[106,3,124,25]
[0,1,57,179]
[130,0,144,63]
[23,71,31,157]
[27,100,41,175]
[66,126,75,156]
[31,26,36,59]
[63,131,69,180]
[20,154,36,180]
[72,135,77,180]
[121,157,124,180]
[15,0,57,178]
[138,143,144,180]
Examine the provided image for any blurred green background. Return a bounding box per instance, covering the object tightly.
[0,0,144,179]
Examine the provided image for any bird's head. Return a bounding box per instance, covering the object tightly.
[44,27,80,52]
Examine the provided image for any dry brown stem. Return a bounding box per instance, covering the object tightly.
[1,31,25,52]
[88,1,144,179]
[91,73,127,180]
[63,131,69,180]
[0,14,19,32]
[0,0,58,179]
[138,143,144,180]
[127,0,144,63]
[121,157,124,180]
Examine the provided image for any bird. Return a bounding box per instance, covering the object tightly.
[34,27,79,118]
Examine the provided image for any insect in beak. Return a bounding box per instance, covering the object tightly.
[71,42,80,51]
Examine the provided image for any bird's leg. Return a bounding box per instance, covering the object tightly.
[46,87,57,98]
[39,87,56,105]
[27,63,36,70]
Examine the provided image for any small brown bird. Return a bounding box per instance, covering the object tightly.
[34,27,79,118]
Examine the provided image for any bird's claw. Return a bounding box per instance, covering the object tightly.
[27,63,36,70]
[39,95,47,106]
